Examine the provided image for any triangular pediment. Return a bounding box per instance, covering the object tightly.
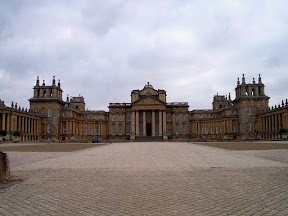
[133,96,165,105]
[139,87,158,96]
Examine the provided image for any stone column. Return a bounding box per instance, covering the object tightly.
[26,117,28,133]
[131,111,135,140]
[163,111,167,140]
[31,119,34,134]
[1,114,5,131]
[159,111,162,136]
[100,123,102,136]
[11,115,15,132]
[27,118,30,134]
[6,114,10,132]
[136,111,139,136]
[143,111,146,136]
[152,110,155,136]
[275,115,278,131]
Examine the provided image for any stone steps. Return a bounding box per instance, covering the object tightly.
[135,136,163,142]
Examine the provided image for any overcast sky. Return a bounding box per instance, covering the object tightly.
[1,0,288,111]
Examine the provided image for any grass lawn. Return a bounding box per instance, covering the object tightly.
[0,143,104,152]
[195,142,288,150]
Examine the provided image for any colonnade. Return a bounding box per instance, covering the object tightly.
[1,113,40,141]
[131,110,167,137]
[261,113,285,139]
[195,119,237,136]
[60,120,103,136]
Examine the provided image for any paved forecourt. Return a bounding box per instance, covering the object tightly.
[1,142,288,215]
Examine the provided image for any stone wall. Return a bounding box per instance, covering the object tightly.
[0,152,7,183]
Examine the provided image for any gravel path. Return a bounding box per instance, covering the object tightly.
[1,142,288,216]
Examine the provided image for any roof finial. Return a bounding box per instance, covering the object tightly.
[147,81,150,87]
[258,74,262,84]
[242,74,245,84]
[36,76,39,86]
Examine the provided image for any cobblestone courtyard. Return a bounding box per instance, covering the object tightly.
[1,142,288,215]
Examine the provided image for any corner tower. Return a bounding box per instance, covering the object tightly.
[233,74,270,138]
[29,76,65,141]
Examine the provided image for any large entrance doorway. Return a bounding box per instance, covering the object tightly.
[146,123,152,136]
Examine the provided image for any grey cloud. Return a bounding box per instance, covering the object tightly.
[0,0,288,111]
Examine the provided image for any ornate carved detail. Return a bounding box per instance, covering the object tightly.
[136,97,162,105]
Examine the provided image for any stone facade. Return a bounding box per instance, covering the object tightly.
[0,75,287,142]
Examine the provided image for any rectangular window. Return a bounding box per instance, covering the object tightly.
[85,128,87,135]
[146,112,152,121]
[155,111,159,121]
[205,127,208,134]
[139,123,143,135]
[175,113,179,121]
[182,124,186,135]
[232,125,236,133]
[119,124,122,135]
[119,114,122,122]
[35,107,38,113]
[248,122,251,132]
[126,113,131,121]
[63,126,67,134]
[247,105,251,115]
[112,125,116,135]
[211,127,213,134]
[200,127,203,134]
[167,113,172,121]
[90,128,93,135]
[47,124,51,134]
[182,114,186,121]
[219,126,222,133]
[112,114,116,121]
[168,123,172,135]
[200,115,202,119]
[126,124,130,135]
[48,108,52,117]
[88,115,92,120]
[216,127,218,134]
[155,123,159,135]
[80,128,82,135]
[95,128,99,135]
[176,124,179,135]
[95,115,99,120]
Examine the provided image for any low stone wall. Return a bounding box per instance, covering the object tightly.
[0,152,8,183]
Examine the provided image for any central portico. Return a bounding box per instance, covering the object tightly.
[108,83,189,140]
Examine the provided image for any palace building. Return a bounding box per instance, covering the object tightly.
[0,75,287,142]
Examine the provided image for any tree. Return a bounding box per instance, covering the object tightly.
[0,130,7,137]
[279,129,287,139]
[13,131,20,137]
[279,129,287,135]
